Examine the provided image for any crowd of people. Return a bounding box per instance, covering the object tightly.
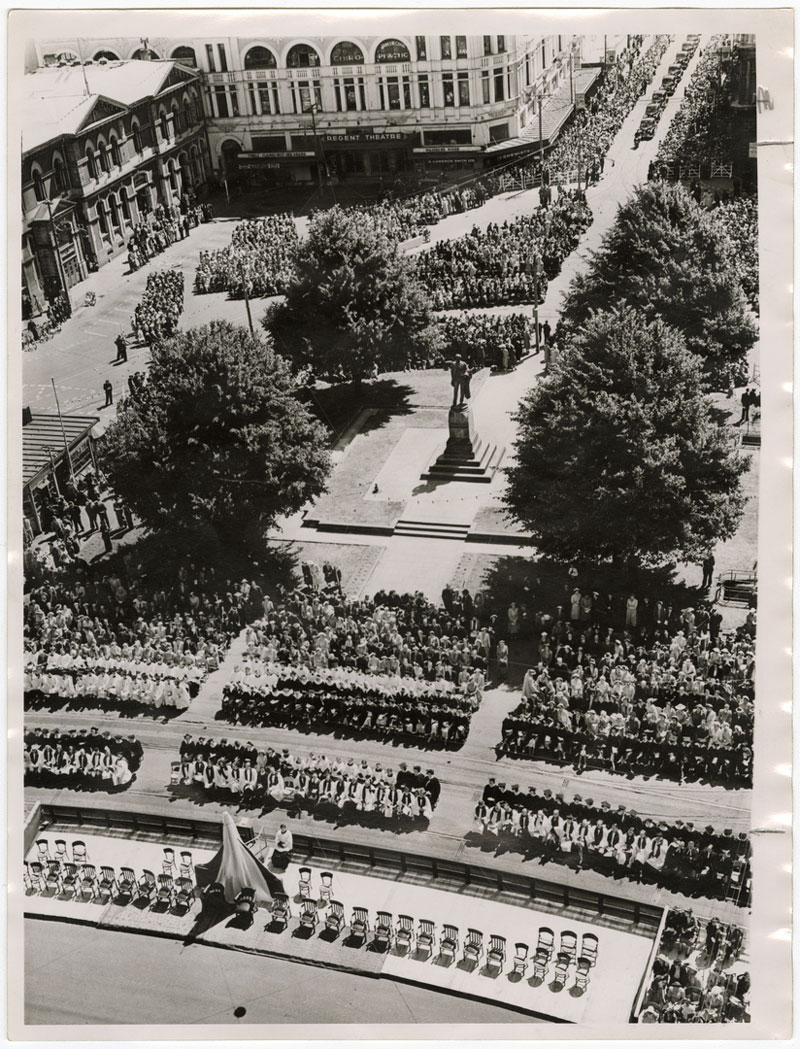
[193,214,299,298]
[414,193,591,311]
[24,555,266,714]
[132,268,185,345]
[436,312,542,372]
[471,780,751,905]
[126,198,212,273]
[638,909,749,1023]
[176,733,442,828]
[24,726,142,791]
[713,194,758,312]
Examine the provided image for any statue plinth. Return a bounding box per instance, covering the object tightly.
[421,402,504,484]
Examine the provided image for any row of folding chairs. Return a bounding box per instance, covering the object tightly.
[25,860,196,911]
[33,837,195,881]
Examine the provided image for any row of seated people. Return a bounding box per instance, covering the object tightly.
[193,214,300,297]
[219,665,476,749]
[638,908,749,1023]
[24,654,198,711]
[24,558,266,711]
[175,734,442,828]
[471,780,750,905]
[24,727,142,790]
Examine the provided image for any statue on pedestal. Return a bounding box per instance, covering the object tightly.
[450,355,471,409]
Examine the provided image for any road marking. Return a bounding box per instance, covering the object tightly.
[83,330,111,337]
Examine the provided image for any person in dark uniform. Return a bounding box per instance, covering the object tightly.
[114,332,128,363]
[103,379,113,407]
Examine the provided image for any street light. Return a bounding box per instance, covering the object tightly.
[303,101,326,191]
[44,197,72,312]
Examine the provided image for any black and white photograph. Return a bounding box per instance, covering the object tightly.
[7,5,793,1040]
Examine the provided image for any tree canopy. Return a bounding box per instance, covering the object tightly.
[559,181,757,390]
[504,307,749,567]
[264,205,441,381]
[100,321,331,542]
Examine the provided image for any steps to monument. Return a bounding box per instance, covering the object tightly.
[394,519,471,541]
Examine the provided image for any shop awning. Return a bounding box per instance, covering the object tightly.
[23,412,98,488]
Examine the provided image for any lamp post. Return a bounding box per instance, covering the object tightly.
[303,102,325,191]
[532,256,541,354]
[44,197,71,312]
[238,259,254,336]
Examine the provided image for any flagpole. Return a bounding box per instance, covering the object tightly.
[51,377,75,481]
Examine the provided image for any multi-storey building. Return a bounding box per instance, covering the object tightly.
[21,57,209,310]
[27,34,592,187]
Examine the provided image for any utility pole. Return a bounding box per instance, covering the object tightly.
[304,102,325,191]
[51,377,75,482]
[533,256,541,354]
[538,91,544,166]
[45,197,71,311]
[569,51,574,104]
[239,260,254,335]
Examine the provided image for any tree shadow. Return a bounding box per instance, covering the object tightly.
[295,378,414,444]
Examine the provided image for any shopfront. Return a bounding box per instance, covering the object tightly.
[412,144,483,178]
[292,130,418,181]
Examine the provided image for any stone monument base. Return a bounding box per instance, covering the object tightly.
[421,404,504,484]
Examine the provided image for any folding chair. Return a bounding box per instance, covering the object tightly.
[416,918,436,957]
[560,930,578,963]
[395,915,414,951]
[170,761,183,784]
[79,864,98,901]
[512,942,529,976]
[97,866,117,900]
[486,934,506,974]
[72,841,89,865]
[299,899,319,932]
[118,866,137,900]
[137,869,157,903]
[54,839,68,865]
[574,956,591,991]
[36,839,50,862]
[580,932,599,967]
[537,926,554,960]
[298,867,313,900]
[350,906,370,945]
[532,949,550,981]
[325,900,345,937]
[319,871,334,905]
[179,851,194,880]
[463,928,484,965]
[439,924,459,961]
[552,951,571,987]
[175,877,195,910]
[157,874,175,907]
[271,892,291,929]
[235,887,257,927]
[44,860,62,896]
[374,911,393,950]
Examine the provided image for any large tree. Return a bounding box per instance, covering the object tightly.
[504,307,749,567]
[100,321,330,542]
[560,181,757,390]
[265,205,441,381]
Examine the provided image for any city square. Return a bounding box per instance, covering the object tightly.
[10,9,793,1039]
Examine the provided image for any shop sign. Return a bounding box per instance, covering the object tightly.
[321,132,406,143]
[413,145,481,153]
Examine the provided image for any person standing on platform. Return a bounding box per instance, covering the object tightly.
[272,823,293,871]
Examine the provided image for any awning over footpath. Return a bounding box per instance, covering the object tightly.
[23,411,99,488]
[486,65,601,157]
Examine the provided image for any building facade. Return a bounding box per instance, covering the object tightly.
[21,58,210,311]
[28,34,583,187]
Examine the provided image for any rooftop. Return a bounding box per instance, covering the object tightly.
[23,412,99,487]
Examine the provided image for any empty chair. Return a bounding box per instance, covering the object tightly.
[299,900,319,932]
[22,862,35,892]
[581,932,599,967]
[235,887,257,927]
[271,892,291,929]
[463,928,484,965]
[71,841,88,865]
[374,911,393,950]
[574,956,592,991]
[97,866,117,900]
[512,942,529,976]
[350,906,370,945]
[117,867,137,900]
[532,949,550,981]
[60,862,80,897]
[179,851,194,880]
[552,951,571,988]
[416,919,436,957]
[157,873,175,907]
[175,877,195,910]
[439,924,459,962]
[44,860,62,895]
[170,761,182,784]
[202,881,226,918]
[537,926,554,959]
[36,839,50,861]
[137,869,157,903]
[162,848,176,874]
[325,900,345,937]
[486,934,507,973]
[395,915,414,952]
[560,930,578,962]
[297,867,313,900]
[319,871,334,905]
[79,864,98,900]
[27,862,44,892]
[54,839,68,865]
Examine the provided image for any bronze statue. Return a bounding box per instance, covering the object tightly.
[450,355,471,408]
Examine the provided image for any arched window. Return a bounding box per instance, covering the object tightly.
[160,111,170,141]
[32,168,45,202]
[96,200,109,235]
[97,140,109,173]
[108,195,121,230]
[244,45,277,69]
[132,46,160,60]
[53,156,68,192]
[131,121,143,153]
[86,146,98,180]
[286,43,320,68]
[331,41,364,64]
[93,49,119,61]
[375,39,411,63]
[109,135,122,167]
[171,45,197,67]
[220,139,241,176]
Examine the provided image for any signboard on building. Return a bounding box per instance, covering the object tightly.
[412,145,482,154]
[240,151,315,165]
[321,132,407,143]
[575,91,586,111]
